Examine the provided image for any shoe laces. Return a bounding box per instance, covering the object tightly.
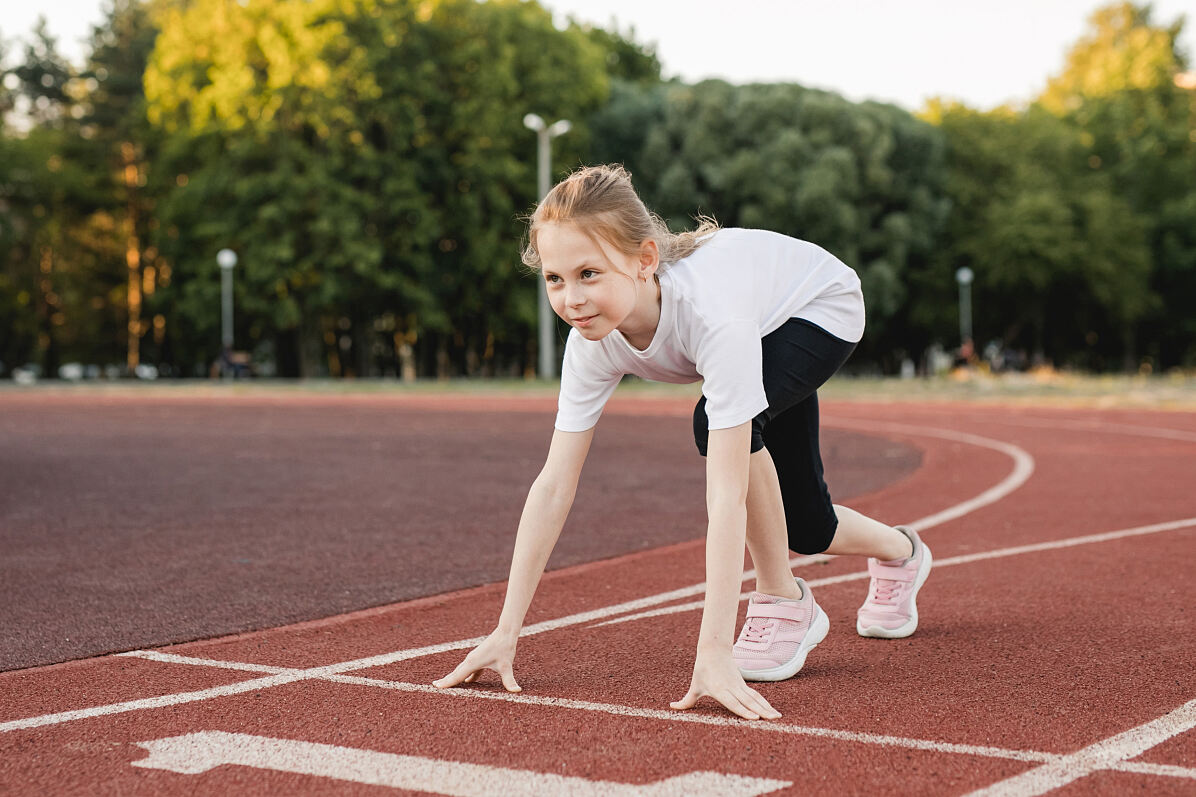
[869,577,902,606]
[741,616,775,644]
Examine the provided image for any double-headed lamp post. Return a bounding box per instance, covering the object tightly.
[523,113,571,379]
[217,248,237,377]
[955,266,974,348]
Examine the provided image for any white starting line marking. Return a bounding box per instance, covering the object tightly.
[965,697,1196,796]
[132,731,791,796]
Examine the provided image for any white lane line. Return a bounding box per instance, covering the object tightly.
[593,517,1196,626]
[1112,760,1196,779]
[127,651,294,674]
[71,653,1063,767]
[324,675,1060,765]
[965,698,1196,796]
[72,658,1196,782]
[0,672,309,733]
[132,731,792,796]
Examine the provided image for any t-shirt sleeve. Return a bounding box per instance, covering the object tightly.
[695,318,768,429]
[555,331,622,432]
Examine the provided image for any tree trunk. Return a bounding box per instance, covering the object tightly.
[1121,322,1137,374]
[276,327,302,378]
[436,335,450,380]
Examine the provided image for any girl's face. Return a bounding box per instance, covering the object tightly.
[536,221,656,341]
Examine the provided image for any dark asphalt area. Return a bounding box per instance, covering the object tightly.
[0,392,920,671]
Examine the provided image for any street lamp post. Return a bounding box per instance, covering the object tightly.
[955,266,974,348]
[523,113,571,380]
[217,248,237,378]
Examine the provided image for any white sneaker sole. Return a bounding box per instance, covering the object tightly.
[856,543,933,639]
[738,605,830,682]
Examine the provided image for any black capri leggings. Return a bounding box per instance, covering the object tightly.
[692,317,857,555]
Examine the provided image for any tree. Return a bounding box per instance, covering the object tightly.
[0,20,95,378]
[74,0,167,373]
[144,0,611,377]
[924,100,1154,369]
[1040,2,1196,368]
[590,78,949,370]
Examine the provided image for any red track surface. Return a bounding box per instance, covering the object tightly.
[2,394,1195,796]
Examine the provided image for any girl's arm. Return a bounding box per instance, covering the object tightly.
[434,426,594,691]
[496,426,594,633]
[670,420,781,720]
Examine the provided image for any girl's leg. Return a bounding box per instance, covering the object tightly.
[824,505,913,560]
[754,391,911,576]
[741,447,908,588]
[744,451,911,594]
[744,447,803,599]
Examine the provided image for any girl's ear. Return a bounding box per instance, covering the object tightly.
[638,239,660,281]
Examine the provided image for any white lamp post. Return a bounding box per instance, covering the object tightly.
[217,248,237,377]
[955,266,974,347]
[523,113,571,379]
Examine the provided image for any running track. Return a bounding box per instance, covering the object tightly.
[2,391,1194,795]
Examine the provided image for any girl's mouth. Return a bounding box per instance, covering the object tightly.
[573,315,597,327]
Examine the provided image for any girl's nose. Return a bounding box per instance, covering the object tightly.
[566,286,585,307]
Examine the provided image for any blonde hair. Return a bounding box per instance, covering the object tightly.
[520,164,719,278]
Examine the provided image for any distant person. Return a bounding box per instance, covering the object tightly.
[434,165,931,720]
[954,337,976,369]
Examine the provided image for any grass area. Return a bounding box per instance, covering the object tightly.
[5,370,1196,409]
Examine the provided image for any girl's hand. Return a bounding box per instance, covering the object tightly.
[670,652,781,720]
[433,629,522,692]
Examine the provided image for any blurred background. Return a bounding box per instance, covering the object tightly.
[0,0,1193,383]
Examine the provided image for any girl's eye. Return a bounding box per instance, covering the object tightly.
[545,274,560,284]
[581,269,596,279]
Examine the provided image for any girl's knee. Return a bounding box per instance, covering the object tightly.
[788,510,838,555]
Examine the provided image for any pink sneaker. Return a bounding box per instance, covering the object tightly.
[733,578,829,682]
[856,526,932,638]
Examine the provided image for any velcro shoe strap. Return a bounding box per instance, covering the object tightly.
[745,602,806,622]
[868,559,915,581]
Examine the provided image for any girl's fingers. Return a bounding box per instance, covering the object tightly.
[433,659,480,688]
[716,691,759,721]
[669,689,699,710]
[498,662,521,692]
[741,687,780,719]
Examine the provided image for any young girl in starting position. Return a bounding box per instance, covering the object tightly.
[434,165,932,720]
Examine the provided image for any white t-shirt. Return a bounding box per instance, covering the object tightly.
[554,228,865,432]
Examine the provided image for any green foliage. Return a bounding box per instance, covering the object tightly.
[5,0,1193,377]
[571,20,661,84]
[1041,2,1188,113]
[1037,1,1196,367]
[926,100,1154,367]
[144,0,610,376]
[592,79,949,364]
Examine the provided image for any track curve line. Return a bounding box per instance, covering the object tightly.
[590,419,1036,628]
[160,420,1037,673]
[820,417,1036,531]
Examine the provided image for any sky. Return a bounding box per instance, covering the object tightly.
[3,0,1194,111]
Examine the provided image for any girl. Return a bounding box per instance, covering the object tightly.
[434,165,932,720]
